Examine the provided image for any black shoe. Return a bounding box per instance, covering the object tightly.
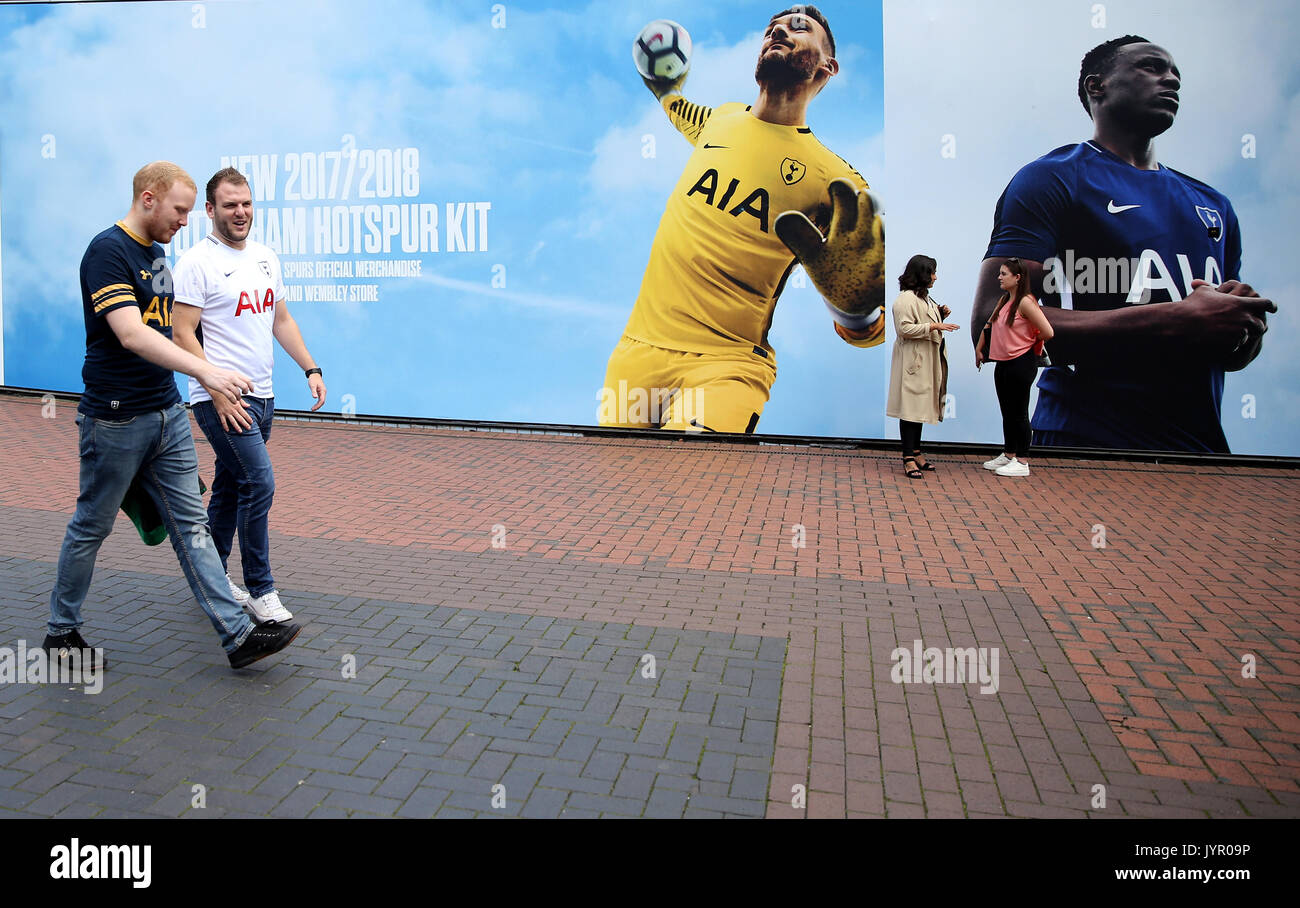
[42,630,107,671]
[228,622,301,669]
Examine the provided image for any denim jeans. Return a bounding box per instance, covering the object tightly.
[48,402,254,652]
[191,396,276,597]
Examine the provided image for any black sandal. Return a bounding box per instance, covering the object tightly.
[912,450,936,471]
[903,457,923,479]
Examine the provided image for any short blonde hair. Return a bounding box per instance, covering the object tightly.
[132,161,196,202]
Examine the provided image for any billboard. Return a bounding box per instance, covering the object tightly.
[883,0,1299,455]
[1,0,1295,453]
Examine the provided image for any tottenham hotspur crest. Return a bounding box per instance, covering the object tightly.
[781,157,806,186]
[258,260,272,278]
[1195,205,1223,241]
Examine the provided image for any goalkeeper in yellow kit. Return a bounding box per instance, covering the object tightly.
[600,5,885,433]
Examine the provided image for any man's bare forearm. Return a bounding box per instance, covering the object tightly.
[171,328,205,362]
[169,303,207,365]
[272,311,317,372]
[1037,304,1175,365]
[107,309,210,378]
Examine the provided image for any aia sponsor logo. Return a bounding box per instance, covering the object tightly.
[235,288,275,317]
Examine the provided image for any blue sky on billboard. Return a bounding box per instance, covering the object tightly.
[0,0,886,433]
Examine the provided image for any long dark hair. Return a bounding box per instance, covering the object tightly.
[994,257,1032,325]
[898,254,937,299]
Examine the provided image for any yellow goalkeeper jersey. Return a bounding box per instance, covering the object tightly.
[622,95,869,357]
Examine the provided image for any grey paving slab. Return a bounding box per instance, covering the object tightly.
[0,556,782,818]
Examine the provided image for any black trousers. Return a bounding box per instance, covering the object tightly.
[993,351,1038,458]
[900,420,923,457]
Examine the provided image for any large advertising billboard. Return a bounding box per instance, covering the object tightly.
[1,0,1295,453]
[883,0,1299,455]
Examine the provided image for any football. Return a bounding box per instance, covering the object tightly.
[633,19,692,83]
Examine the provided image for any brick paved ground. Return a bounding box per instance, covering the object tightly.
[0,392,1297,818]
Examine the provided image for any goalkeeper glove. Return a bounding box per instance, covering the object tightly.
[775,178,886,348]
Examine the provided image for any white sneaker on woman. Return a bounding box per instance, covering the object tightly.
[995,459,1030,477]
[983,454,1013,471]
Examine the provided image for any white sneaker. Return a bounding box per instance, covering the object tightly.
[983,454,1013,470]
[226,573,250,603]
[245,589,293,624]
[995,459,1030,477]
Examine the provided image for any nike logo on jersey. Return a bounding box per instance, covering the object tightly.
[224,269,238,277]
[1107,201,1141,214]
[702,143,729,149]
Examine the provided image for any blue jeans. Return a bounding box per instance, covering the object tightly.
[48,402,254,652]
[191,396,276,597]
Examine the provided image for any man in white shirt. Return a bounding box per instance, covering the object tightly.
[172,167,325,624]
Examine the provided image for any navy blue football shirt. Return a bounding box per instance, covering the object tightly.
[78,222,181,419]
[986,141,1242,452]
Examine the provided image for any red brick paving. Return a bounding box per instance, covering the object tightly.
[1,391,1297,815]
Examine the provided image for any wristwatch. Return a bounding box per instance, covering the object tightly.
[305,368,323,378]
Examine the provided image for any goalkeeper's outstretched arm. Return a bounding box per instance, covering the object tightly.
[636,38,710,144]
[659,93,713,145]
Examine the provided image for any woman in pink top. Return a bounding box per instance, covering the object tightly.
[975,258,1054,476]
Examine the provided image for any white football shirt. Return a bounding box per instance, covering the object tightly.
[172,235,285,403]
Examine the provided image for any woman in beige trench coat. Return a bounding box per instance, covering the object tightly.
[886,255,959,478]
